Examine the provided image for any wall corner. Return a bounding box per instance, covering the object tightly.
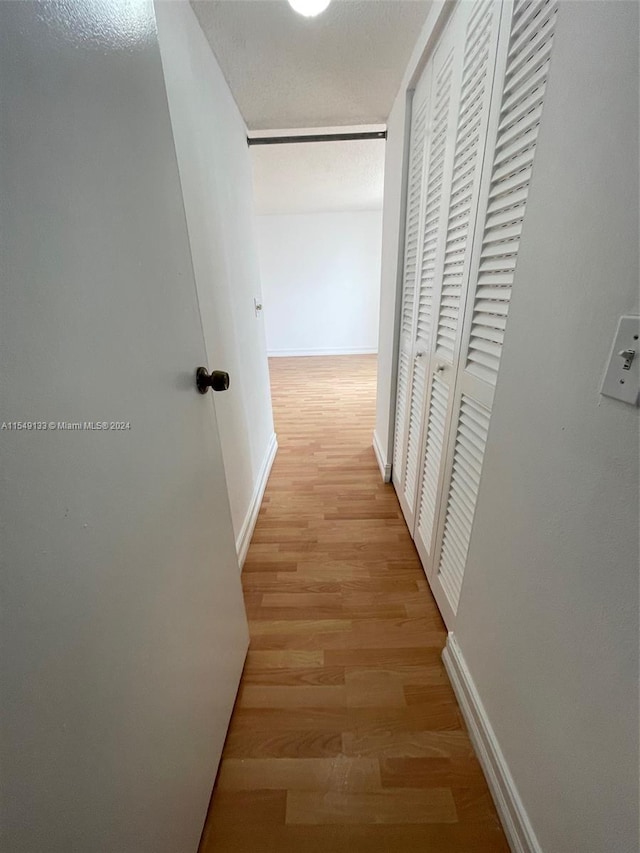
[372,429,392,482]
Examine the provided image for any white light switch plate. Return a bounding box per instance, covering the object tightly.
[600,315,640,405]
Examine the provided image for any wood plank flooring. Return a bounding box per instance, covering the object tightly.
[200,355,508,852]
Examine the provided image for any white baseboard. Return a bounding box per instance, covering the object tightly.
[442,634,542,853]
[268,347,378,357]
[235,432,278,569]
[372,429,392,482]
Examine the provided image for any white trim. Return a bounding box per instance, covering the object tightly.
[372,429,392,483]
[235,432,278,569]
[442,634,542,853]
[268,347,378,357]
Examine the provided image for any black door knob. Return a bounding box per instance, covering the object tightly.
[196,367,230,394]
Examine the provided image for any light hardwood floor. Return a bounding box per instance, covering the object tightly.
[200,355,508,852]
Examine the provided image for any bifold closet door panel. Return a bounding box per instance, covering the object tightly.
[392,67,430,497]
[397,9,469,527]
[430,0,561,626]
[413,0,503,591]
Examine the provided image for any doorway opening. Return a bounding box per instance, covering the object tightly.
[249,128,385,434]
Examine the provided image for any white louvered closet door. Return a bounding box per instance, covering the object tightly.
[413,0,502,573]
[396,9,468,526]
[428,0,560,627]
[392,66,430,495]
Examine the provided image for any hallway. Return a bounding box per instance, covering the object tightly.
[200,355,508,852]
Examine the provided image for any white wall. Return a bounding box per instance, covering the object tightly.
[156,1,276,559]
[251,136,386,216]
[373,95,410,479]
[256,210,382,356]
[379,1,639,850]
[454,4,639,851]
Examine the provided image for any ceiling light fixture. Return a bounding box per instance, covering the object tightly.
[287,0,332,18]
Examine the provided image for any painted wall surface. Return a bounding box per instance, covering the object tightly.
[454,4,639,850]
[251,137,385,216]
[373,95,409,471]
[156,2,275,544]
[256,210,383,356]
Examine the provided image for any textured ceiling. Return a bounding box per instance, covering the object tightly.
[251,138,385,214]
[190,0,432,129]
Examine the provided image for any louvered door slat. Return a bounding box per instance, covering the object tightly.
[402,358,426,507]
[473,298,510,316]
[499,96,546,140]
[507,14,556,80]
[416,49,455,351]
[501,62,548,117]
[511,0,552,40]
[505,38,553,101]
[509,0,556,57]
[392,350,410,479]
[499,82,547,133]
[486,188,528,215]
[416,375,449,553]
[494,117,541,165]
[436,0,497,363]
[437,396,490,610]
[466,0,559,386]
[470,323,505,345]
[400,97,428,338]
[483,223,522,248]
[487,167,530,199]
